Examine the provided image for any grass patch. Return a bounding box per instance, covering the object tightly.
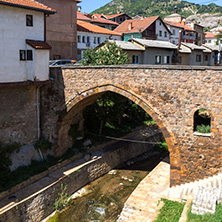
[154,199,185,222]
[187,203,222,222]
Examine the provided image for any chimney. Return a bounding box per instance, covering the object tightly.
[174,5,177,13]
[181,18,186,25]
[128,22,133,30]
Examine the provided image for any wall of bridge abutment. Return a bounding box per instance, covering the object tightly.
[41,65,222,186]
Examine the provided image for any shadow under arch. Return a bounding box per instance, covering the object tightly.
[56,83,182,185]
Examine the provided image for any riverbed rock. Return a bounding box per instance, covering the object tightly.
[84,154,91,161]
[83,139,92,147]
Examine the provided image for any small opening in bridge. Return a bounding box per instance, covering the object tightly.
[193,108,211,135]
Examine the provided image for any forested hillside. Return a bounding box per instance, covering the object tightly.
[92,0,222,19]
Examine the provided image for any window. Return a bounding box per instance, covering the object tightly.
[172,29,175,35]
[194,109,211,134]
[20,50,26,61]
[87,36,90,43]
[172,40,175,44]
[26,15,33,26]
[163,55,170,64]
[159,22,161,26]
[82,36,85,43]
[155,55,161,64]
[159,31,162,37]
[164,31,167,37]
[19,50,33,61]
[78,35,81,43]
[204,55,208,61]
[94,37,96,44]
[132,55,140,64]
[196,55,201,62]
[27,50,33,61]
[209,40,212,43]
[97,37,100,44]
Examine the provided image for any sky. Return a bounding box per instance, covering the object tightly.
[79,0,222,13]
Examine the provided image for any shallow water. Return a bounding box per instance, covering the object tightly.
[47,153,164,222]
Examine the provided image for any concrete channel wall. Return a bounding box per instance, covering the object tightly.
[0,132,163,222]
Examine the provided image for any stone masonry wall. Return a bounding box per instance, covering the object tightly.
[0,132,162,222]
[41,65,222,186]
[0,85,37,144]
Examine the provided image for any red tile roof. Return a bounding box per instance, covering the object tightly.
[0,0,56,13]
[92,17,119,26]
[26,39,51,49]
[104,12,128,19]
[164,20,195,32]
[77,20,122,36]
[205,32,216,38]
[77,12,91,21]
[114,16,159,34]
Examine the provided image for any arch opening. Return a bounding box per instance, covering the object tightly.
[55,84,181,185]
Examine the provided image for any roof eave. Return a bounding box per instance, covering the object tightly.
[0,1,56,14]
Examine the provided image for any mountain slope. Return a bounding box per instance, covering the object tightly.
[92,0,222,21]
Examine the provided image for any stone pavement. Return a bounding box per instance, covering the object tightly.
[117,157,170,222]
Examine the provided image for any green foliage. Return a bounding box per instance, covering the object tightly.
[198,108,207,114]
[187,203,222,221]
[83,92,153,143]
[54,184,71,211]
[34,139,52,152]
[154,198,185,222]
[154,142,169,154]
[92,0,222,19]
[80,41,129,66]
[196,124,211,133]
[0,142,21,183]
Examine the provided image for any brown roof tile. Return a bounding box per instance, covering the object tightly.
[77,20,122,36]
[114,16,159,34]
[164,20,195,32]
[92,17,119,26]
[26,39,51,49]
[205,32,216,38]
[0,0,56,13]
[77,12,91,21]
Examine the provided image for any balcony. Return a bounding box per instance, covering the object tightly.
[142,33,157,40]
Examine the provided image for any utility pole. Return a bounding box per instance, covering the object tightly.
[218,39,221,65]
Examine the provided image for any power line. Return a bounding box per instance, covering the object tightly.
[86,132,161,144]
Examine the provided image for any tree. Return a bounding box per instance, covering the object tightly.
[80,41,129,66]
[216,31,222,45]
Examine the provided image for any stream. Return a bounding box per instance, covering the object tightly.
[46,151,166,222]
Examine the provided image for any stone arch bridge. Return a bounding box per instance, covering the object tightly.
[41,65,222,186]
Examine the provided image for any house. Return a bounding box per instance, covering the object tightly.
[38,0,81,60]
[0,0,55,83]
[177,43,210,66]
[93,13,131,24]
[205,32,217,46]
[185,20,205,46]
[129,38,177,65]
[77,20,122,60]
[97,40,145,64]
[78,12,119,30]
[0,0,55,145]
[114,16,171,42]
[202,44,222,65]
[164,11,204,45]
[164,20,196,45]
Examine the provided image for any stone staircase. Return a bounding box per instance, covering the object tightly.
[164,173,222,215]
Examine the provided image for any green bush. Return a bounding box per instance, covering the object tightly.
[54,184,71,211]
[196,124,211,133]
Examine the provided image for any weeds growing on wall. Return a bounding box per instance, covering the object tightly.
[34,138,52,152]
[54,184,71,211]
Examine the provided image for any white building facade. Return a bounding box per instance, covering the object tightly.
[0,3,55,83]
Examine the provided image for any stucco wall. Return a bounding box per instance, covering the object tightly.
[156,19,170,41]
[0,5,47,82]
[143,48,174,64]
